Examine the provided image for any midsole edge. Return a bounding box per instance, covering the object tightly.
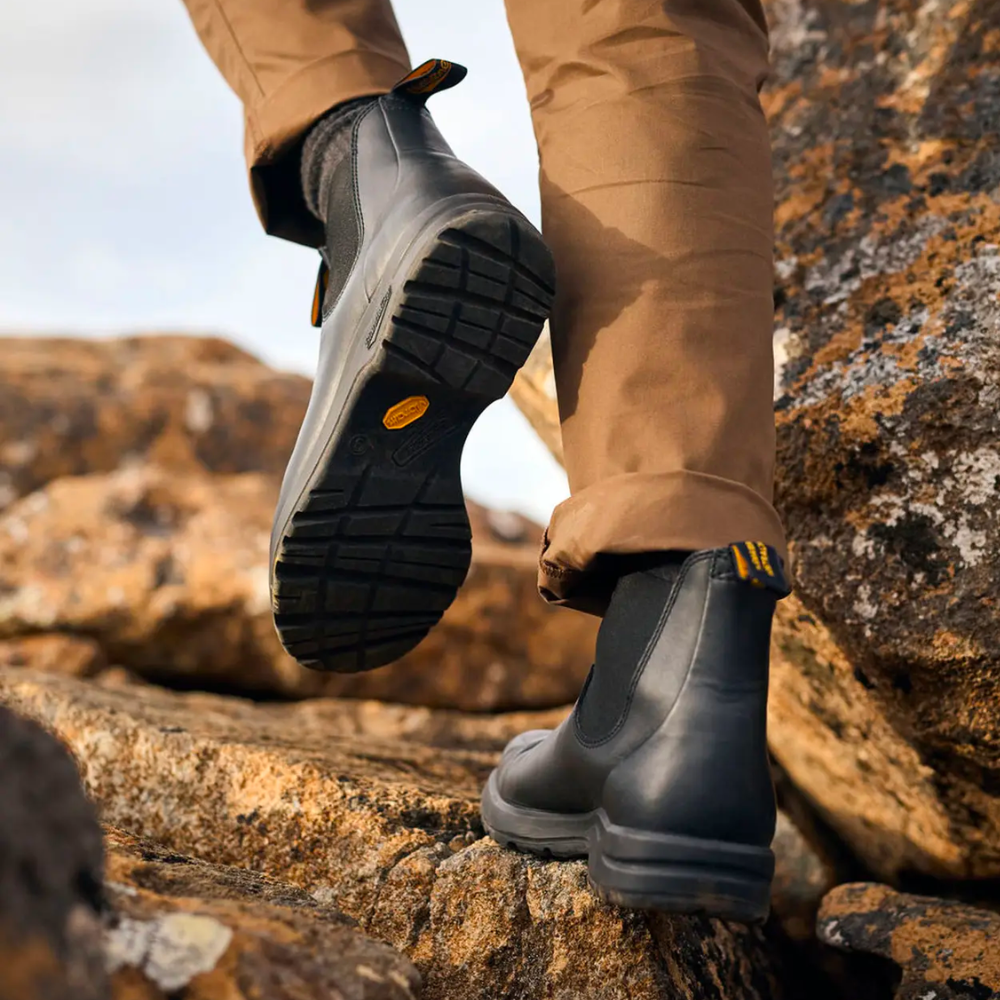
[482,772,774,877]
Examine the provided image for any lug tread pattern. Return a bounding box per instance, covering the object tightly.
[273,467,472,672]
[385,215,555,400]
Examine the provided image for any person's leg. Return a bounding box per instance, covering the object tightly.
[180,1,557,671]
[505,0,784,616]
[481,0,790,922]
[180,0,411,245]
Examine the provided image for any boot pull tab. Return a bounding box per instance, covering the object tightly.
[391,59,468,105]
[311,258,329,328]
[729,542,792,597]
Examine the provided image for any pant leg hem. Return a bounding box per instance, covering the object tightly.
[538,469,787,616]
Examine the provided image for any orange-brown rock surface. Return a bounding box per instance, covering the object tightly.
[0,699,422,1000]
[102,829,420,1000]
[0,634,108,679]
[0,463,594,711]
[0,668,787,1000]
[817,883,1000,1000]
[0,336,310,511]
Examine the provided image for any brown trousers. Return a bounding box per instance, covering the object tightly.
[181,0,786,614]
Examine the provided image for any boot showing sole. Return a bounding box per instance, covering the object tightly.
[272,208,554,673]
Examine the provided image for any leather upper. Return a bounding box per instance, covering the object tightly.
[495,547,782,848]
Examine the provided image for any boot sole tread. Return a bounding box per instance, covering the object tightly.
[272,210,555,673]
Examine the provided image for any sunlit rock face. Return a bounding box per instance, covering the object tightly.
[0,670,787,1000]
[765,0,1000,879]
[0,335,311,512]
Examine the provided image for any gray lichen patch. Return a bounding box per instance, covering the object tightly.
[104,911,233,991]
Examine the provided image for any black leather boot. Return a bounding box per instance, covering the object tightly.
[270,60,555,673]
[481,542,791,922]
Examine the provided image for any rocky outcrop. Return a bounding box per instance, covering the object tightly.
[765,0,1000,880]
[0,336,310,511]
[510,0,1000,883]
[0,668,785,1000]
[103,828,420,1000]
[818,883,1000,999]
[0,465,595,711]
[0,699,421,1000]
[766,600,996,882]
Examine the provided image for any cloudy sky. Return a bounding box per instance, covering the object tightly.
[0,0,568,523]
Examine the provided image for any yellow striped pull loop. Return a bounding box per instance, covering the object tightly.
[729,542,791,597]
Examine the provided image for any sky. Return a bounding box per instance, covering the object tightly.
[0,0,569,524]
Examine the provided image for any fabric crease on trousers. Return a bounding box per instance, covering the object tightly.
[180,0,787,616]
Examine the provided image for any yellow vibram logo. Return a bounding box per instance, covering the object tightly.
[383,396,430,430]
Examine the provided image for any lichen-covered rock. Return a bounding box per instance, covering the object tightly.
[767,598,992,881]
[0,335,310,512]
[102,829,420,1000]
[0,466,595,711]
[0,668,785,1000]
[817,883,1000,999]
[0,706,107,1000]
[764,0,1000,879]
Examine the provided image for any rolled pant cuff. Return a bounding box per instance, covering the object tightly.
[246,49,411,247]
[538,470,788,616]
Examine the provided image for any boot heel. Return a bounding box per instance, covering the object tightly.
[589,814,774,923]
[272,205,554,673]
[588,855,772,923]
